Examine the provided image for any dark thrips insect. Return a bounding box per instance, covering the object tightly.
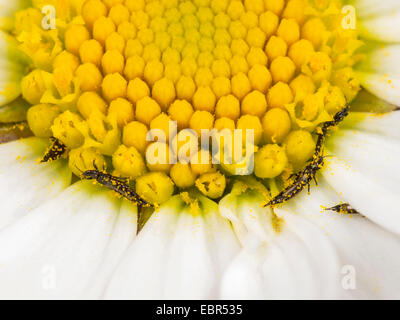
[314,106,350,157]
[265,155,326,207]
[325,203,360,215]
[82,167,152,208]
[265,107,350,208]
[41,137,68,163]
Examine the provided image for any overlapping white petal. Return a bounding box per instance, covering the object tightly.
[0,138,72,229]
[0,180,137,299]
[219,185,341,299]
[358,45,400,77]
[104,196,240,299]
[350,0,400,18]
[323,111,400,234]
[286,180,400,299]
[359,10,400,43]
[341,110,400,139]
[84,200,138,299]
[351,90,398,114]
[355,45,400,106]
[356,72,400,107]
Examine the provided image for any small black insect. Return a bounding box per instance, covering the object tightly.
[265,155,325,207]
[314,106,350,157]
[82,166,152,208]
[314,130,327,159]
[322,106,350,132]
[325,203,360,215]
[265,107,350,208]
[41,138,68,163]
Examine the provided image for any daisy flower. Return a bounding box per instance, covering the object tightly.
[0,0,399,300]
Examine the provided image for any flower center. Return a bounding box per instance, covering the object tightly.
[13,0,362,204]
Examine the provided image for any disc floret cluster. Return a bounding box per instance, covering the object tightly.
[16,0,361,204]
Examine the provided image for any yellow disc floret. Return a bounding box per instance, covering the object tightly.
[127,78,150,104]
[267,82,294,109]
[241,90,268,118]
[254,144,288,179]
[51,111,85,149]
[135,172,174,204]
[124,55,145,80]
[248,64,272,93]
[77,91,108,119]
[80,39,104,67]
[146,142,172,173]
[21,70,49,105]
[168,99,194,130]
[270,56,296,84]
[27,104,61,138]
[82,0,107,29]
[123,121,149,154]
[277,19,300,46]
[102,73,127,102]
[102,49,125,75]
[135,96,162,125]
[193,86,216,112]
[93,16,116,45]
[215,94,240,120]
[285,130,316,169]
[262,108,291,144]
[76,63,103,92]
[196,171,226,199]
[112,144,147,178]
[150,113,173,142]
[108,98,134,128]
[69,147,107,177]
[190,149,215,176]
[236,114,263,145]
[152,78,176,110]
[172,129,199,163]
[170,163,197,188]
[65,24,90,56]
[189,110,215,137]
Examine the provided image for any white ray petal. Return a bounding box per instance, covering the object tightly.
[340,111,400,140]
[104,201,180,299]
[359,10,400,43]
[350,0,400,18]
[324,113,400,234]
[104,197,240,299]
[357,45,400,77]
[356,71,400,106]
[83,200,138,299]
[220,209,341,299]
[323,154,400,235]
[350,90,398,114]
[321,120,400,235]
[0,138,72,229]
[162,211,217,299]
[219,184,341,299]
[219,188,275,247]
[327,128,400,190]
[162,204,240,299]
[288,179,400,299]
[0,181,124,299]
[219,244,292,299]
